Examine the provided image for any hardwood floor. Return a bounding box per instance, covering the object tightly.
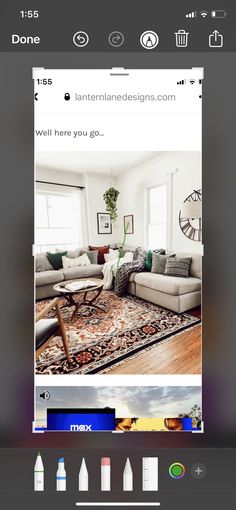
[105,323,201,375]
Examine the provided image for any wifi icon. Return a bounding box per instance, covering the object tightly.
[189,79,196,85]
[200,11,208,18]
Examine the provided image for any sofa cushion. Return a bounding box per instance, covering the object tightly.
[56,247,98,262]
[129,272,138,283]
[145,249,165,271]
[62,253,91,269]
[89,245,109,264]
[164,257,192,278]
[134,272,201,296]
[151,253,175,274]
[36,270,64,287]
[80,250,98,264]
[166,250,202,279]
[145,250,153,271]
[36,253,53,272]
[47,251,67,270]
[62,264,103,280]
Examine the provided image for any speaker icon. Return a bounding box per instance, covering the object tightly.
[40,391,51,401]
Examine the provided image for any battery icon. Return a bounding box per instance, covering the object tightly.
[211,10,227,18]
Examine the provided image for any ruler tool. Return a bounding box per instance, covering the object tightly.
[142,457,158,491]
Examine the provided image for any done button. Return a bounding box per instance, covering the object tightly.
[169,462,186,479]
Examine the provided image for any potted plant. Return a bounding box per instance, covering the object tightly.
[103,187,119,224]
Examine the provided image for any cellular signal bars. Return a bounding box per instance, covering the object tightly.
[186,11,197,18]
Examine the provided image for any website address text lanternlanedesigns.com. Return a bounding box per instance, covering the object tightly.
[75,93,176,102]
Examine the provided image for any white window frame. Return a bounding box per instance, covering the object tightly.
[36,190,75,230]
[144,176,172,250]
[35,184,82,252]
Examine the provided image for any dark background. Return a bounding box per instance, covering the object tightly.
[0,0,234,51]
[0,0,236,506]
[0,448,236,506]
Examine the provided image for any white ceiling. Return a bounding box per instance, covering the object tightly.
[36,151,166,177]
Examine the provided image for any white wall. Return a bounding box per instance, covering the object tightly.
[84,173,118,246]
[36,166,85,187]
[116,152,202,254]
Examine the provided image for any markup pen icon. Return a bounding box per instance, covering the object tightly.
[209,30,224,48]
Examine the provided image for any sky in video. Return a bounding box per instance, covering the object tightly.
[36,386,201,419]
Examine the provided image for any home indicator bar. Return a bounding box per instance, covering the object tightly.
[76,504,161,507]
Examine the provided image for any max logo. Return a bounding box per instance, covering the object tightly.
[70,424,92,431]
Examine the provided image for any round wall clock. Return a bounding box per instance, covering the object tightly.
[179,189,202,242]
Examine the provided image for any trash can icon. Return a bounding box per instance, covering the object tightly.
[175,30,189,47]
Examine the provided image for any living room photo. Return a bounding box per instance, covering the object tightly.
[35,151,202,376]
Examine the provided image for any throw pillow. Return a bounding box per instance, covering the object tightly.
[47,251,67,270]
[145,248,165,271]
[151,253,175,274]
[62,253,91,269]
[36,253,53,272]
[80,250,98,264]
[145,250,153,271]
[104,251,119,262]
[89,245,109,264]
[164,257,192,278]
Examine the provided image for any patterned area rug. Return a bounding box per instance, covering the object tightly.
[36,291,200,375]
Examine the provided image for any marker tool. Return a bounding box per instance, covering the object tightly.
[56,457,66,491]
[142,457,158,491]
[123,457,133,491]
[79,457,89,491]
[101,457,111,491]
[34,452,44,491]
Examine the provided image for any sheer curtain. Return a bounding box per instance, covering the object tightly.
[77,187,88,248]
[147,184,168,249]
[35,183,88,253]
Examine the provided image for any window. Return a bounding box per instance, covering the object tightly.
[147,183,168,249]
[35,189,81,252]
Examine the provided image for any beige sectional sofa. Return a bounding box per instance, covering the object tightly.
[36,248,103,300]
[36,247,201,314]
[128,251,201,313]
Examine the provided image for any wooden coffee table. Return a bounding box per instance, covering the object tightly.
[53,278,105,320]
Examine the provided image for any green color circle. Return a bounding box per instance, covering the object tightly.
[171,464,184,477]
